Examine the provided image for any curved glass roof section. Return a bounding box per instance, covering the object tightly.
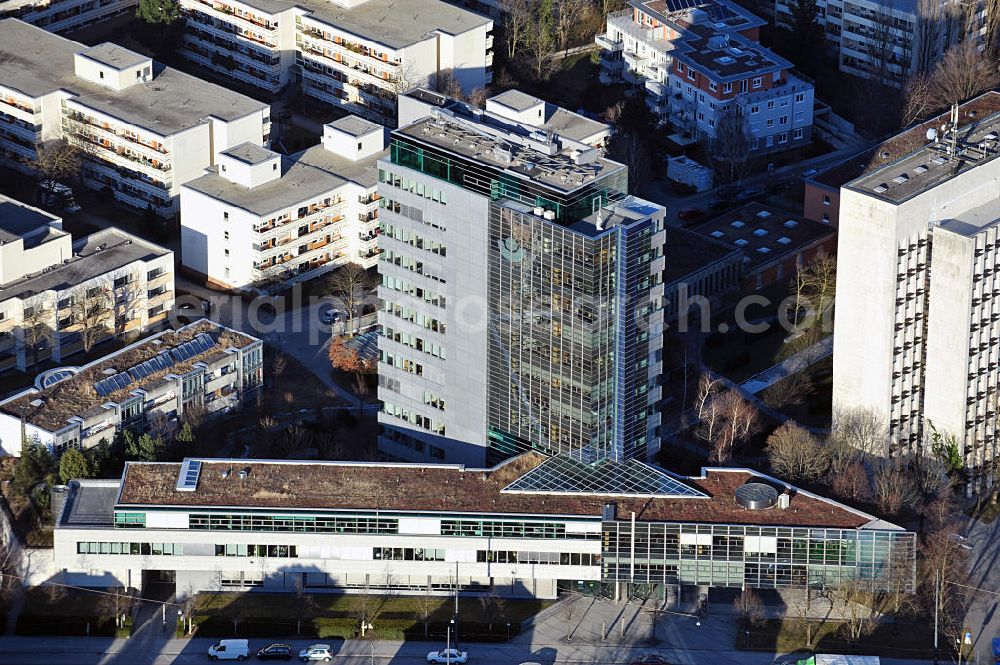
[502,454,707,498]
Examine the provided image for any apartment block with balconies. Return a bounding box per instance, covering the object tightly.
[596,0,814,152]
[173,0,492,123]
[180,115,384,292]
[1,0,134,33]
[775,0,985,87]
[0,195,174,376]
[0,19,270,217]
[178,0,296,93]
[294,0,493,126]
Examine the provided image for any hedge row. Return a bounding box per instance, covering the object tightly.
[192,616,521,642]
[16,614,118,637]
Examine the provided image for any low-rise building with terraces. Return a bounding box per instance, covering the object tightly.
[51,452,914,600]
[0,320,262,456]
[0,19,270,218]
[180,115,383,291]
[0,195,174,375]
[596,0,814,153]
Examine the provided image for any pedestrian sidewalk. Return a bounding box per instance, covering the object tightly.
[739,334,833,396]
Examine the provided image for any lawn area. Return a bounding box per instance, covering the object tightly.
[758,356,833,428]
[191,592,553,641]
[701,284,830,383]
[743,617,944,660]
[511,51,625,116]
[16,586,134,636]
[263,351,344,412]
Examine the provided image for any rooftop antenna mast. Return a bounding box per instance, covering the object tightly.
[950,102,959,158]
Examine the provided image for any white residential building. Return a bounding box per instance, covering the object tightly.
[176,0,494,125]
[0,19,270,217]
[0,195,174,375]
[597,0,814,152]
[775,0,986,86]
[0,319,262,456]
[296,0,494,126]
[0,0,134,33]
[180,116,384,291]
[833,106,1000,481]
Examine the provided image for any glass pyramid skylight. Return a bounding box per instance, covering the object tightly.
[502,454,707,498]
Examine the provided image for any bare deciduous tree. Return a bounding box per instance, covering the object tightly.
[479,591,506,632]
[933,40,1000,106]
[708,107,752,186]
[901,73,935,127]
[28,140,82,184]
[832,405,889,458]
[326,263,375,334]
[434,69,464,99]
[795,255,836,330]
[70,282,113,354]
[20,300,54,368]
[914,0,946,74]
[903,39,1000,128]
[608,132,651,195]
[985,0,1000,58]
[500,0,534,60]
[112,273,146,340]
[873,459,916,515]
[829,460,871,501]
[831,578,881,641]
[468,87,488,108]
[716,389,758,462]
[526,20,557,81]
[761,371,815,410]
[767,422,829,483]
[553,0,602,53]
[783,587,816,648]
[733,588,765,627]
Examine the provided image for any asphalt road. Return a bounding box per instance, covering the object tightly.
[961,513,1000,660]
[0,634,948,665]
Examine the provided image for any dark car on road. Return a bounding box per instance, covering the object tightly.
[735,186,765,202]
[257,644,293,661]
[678,207,705,222]
[629,655,672,665]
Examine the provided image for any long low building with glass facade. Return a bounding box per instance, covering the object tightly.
[53,453,915,600]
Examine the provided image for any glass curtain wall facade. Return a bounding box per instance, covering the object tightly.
[601,521,916,591]
[486,203,657,463]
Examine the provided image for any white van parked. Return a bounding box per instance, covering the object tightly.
[208,639,249,661]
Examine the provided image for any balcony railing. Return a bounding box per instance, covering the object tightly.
[63,113,169,157]
[595,33,623,52]
[186,0,278,33]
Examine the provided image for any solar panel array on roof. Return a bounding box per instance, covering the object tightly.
[92,333,217,397]
[704,2,735,20]
[94,372,135,397]
[176,458,203,492]
[665,0,702,11]
[127,351,175,382]
[170,333,215,362]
